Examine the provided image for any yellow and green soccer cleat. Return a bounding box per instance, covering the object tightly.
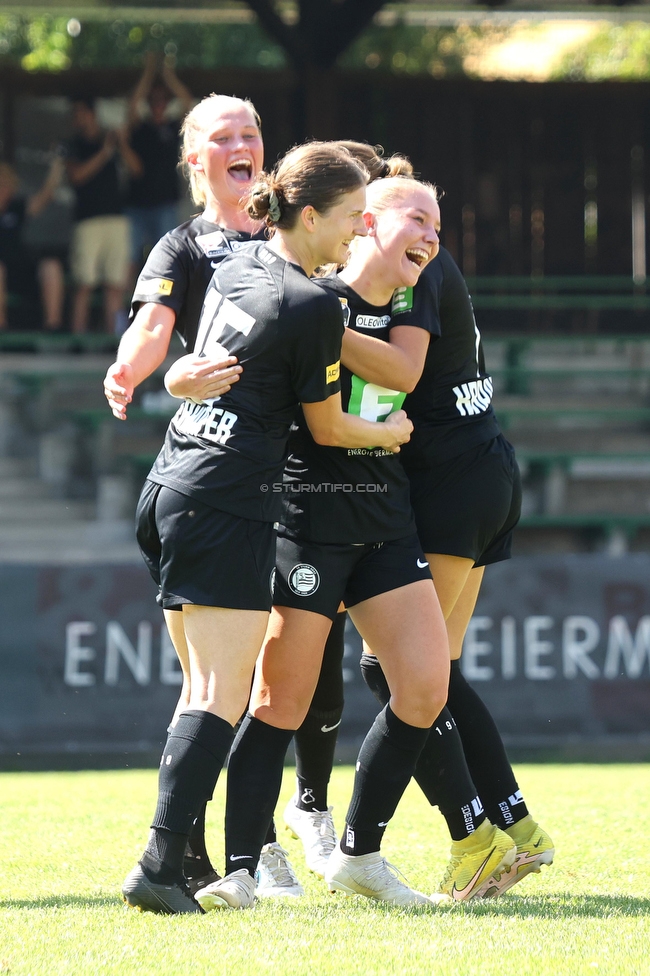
[478,815,555,898]
[433,819,517,903]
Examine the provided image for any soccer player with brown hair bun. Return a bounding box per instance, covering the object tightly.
[191,173,517,911]
[121,140,416,915]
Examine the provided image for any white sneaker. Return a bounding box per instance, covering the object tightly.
[256,842,304,898]
[284,797,338,877]
[194,868,256,911]
[325,846,438,907]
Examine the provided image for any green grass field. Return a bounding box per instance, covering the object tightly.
[1,764,648,976]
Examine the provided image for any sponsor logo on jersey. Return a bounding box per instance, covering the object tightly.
[348,376,406,423]
[452,375,494,417]
[288,563,320,596]
[391,286,413,314]
[195,230,229,255]
[338,297,351,328]
[140,276,174,296]
[326,361,341,384]
[346,448,391,458]
[356,313,391,330]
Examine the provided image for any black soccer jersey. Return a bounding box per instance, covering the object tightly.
[393,246,500,464]
[280,275,439,545]
[147,242,344,523]
[129,214,263,351]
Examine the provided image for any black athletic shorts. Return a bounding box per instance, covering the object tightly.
[404,434,522,567]
[273,531,432,621]
[136,479,276,611]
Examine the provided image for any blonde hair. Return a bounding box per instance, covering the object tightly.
[180,94,261,206]
[365,175,439,213]
[246,141,368,232]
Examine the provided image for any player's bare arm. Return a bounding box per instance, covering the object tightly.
[103,302,176,420]
[302,394,412,453]
[341,324,430,394]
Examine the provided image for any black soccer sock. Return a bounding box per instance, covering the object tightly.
[448,659,529,829]
[415,709,487,840]
[183,800,217,882]
[225,713,295,877]
[360,654,486,841]
[140,710,234,884]
[294,611,346,812]
[263,819,277,847]
[359,651,391,705]
[341,704,429,856]
[141,828,188,887]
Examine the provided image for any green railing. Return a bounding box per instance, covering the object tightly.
[467,275,650,310]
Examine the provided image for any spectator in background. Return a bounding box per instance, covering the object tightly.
[124,53,194,282]
[65,96,131,334]
[0,155,66,331]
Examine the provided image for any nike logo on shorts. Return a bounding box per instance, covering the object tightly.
[417,558,428,569]
[229,855,250,861]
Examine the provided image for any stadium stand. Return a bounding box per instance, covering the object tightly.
[0,331,648,562]
[486,335,650,555]
[0,342,177,562]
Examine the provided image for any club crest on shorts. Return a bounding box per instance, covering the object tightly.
[288,563,320,596]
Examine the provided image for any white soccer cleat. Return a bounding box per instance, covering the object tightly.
[325,846,440,907]
[284,797,338,877]
[194,868,256,911]
[256,842,305,898]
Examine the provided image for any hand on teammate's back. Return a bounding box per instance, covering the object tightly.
[383,409,413,453]
[103,362,134,420]
[164,353,243,402]
[103,355,243,420]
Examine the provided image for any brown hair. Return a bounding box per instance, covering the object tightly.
[180,94,261,206]
[333,141,414,182]
[246,141,368,231]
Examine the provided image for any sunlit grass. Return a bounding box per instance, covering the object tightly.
[1,765,648,975]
